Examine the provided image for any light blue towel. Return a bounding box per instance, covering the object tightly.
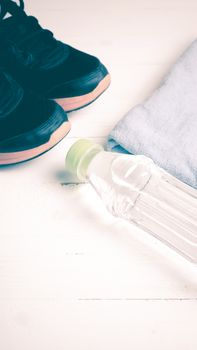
[107,40,197,189]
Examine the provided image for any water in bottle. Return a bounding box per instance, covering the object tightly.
[66,139,197,263]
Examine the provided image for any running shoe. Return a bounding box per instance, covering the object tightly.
[0,0,110,112]
[0,70,70,165]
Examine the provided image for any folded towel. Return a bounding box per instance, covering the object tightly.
[107,40,197,189]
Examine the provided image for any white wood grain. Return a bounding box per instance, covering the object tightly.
[0,1,197,349]
[0,300,197,350]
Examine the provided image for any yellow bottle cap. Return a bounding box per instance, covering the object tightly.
[66,139,103,181]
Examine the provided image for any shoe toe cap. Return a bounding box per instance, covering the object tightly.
[46,46,109,98]
[0,102,68,153]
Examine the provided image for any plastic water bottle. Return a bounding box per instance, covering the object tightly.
[66,139,197,263]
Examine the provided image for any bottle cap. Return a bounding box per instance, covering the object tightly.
[66,139,103,180]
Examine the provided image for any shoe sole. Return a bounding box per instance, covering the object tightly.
[0,120,71,165]
[55,74,111,112]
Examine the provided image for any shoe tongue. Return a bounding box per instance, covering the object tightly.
[1,15,69,69]
[1,15,30,41]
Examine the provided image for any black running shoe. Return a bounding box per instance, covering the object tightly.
[0,0,110,112]
[0,71,70,165]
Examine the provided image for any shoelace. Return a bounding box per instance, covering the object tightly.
[0,0,24,20]
[0,0,60,68]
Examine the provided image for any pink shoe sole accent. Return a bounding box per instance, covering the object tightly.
[0,120,71,165]
[55,74,111,111]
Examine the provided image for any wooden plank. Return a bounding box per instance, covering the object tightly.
[0,299,196,350]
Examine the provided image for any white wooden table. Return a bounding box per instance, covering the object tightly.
[0,1,197,349]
